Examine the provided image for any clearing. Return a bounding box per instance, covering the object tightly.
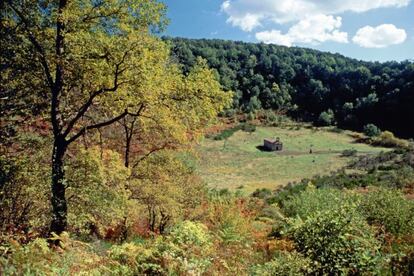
[197,126,389,193]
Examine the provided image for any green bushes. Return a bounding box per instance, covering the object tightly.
[287,204,382,274]
[0,151,49,238]
[250,251,312,275]
[364,124,381,137]
[342,148,358,157]
[318,109,335,126]
[267,182,308,206]
[269,187,382,274]
[359,188,414,236]
[259,110,291,127]
[281,186,359,218]
[264,177,414,274]
[213,123,256,140]
[0,233,124,275]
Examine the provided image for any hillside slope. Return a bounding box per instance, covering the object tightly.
[166,37,414,138]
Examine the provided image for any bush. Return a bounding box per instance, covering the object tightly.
[223,108,236,118]
[158,221,213,274]
[168,221,212,249]
[109,242,160,273]
[240,123,256,133]
[0,233,125,275]
[251,188,272,199]
[246,111,256,121]
[65,147,130,235]
[213,127,239,141]
[267,182,308,206]
[318,109,335,126]
[364,124,381,137]
[0,152,50,238]
[281,186,360,219]
[250,251,312,275]
[373,131,410,149]
[213,123,256,140]
[342,149,358,157]
[359,188,414,236]
[287,204,382,274]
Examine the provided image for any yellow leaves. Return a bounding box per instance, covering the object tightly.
[129,150,205,229]
[65,147,131,231]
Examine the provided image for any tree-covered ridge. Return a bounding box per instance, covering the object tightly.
[166,37,414,138]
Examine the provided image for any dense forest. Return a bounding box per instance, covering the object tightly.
[167,37,414,138]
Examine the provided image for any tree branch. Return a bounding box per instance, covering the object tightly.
[6,1,54,89]
[62,51,131,137]
[66,109,129,144]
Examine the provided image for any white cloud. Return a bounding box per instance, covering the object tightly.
[256,15,348,46]
[352,24,407,48]
[222,0,411,29]
[256,30,293,46]
[226,13,263,32]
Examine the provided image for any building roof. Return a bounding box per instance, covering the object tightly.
[264,138,283,144]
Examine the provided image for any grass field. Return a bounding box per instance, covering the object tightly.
[197,126,389,193]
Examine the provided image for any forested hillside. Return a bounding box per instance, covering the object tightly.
[167,38,414,138]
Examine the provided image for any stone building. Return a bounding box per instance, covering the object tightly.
[263,137,283,151]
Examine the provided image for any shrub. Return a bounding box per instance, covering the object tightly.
[373,131,410,149]
[267,182,308,206]
[264,111,278,124]
[359,188,414,236]
[158,221,213,274]
[109,241,161,274]
[129,151,205,234]
[287,204,382,274]
[318,109,335,126]
[213,123,256,140]
[65,147,130,235]
[281,186,360,219]
[223,108,236,118]
[196,199,261,274]
[251,188,273,199]
[246,111,256,121]
[364,124,381,137]
[240,123,256,133]
[342,149,358,157]
[250,251,312,275]
[168,221,212,249]
[213,125,242,141]
[0,152,50,238]
[0,233,124,275]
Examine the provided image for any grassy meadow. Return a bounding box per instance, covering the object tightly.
[198,126,389,192]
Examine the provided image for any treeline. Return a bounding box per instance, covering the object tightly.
[166,37,414,138]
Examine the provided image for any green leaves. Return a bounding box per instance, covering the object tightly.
[288,205,382,274]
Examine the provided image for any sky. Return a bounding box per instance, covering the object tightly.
[160,0,414,62]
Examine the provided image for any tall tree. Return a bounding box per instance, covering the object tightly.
[1,0,167,235]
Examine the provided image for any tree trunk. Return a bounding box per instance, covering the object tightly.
[125,133,131,168]
[49,0,67,238]
[50,137,68,236]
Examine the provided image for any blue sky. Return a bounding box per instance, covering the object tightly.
[161,0,413,62]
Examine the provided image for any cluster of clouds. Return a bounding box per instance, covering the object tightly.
[221,0,409,48]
